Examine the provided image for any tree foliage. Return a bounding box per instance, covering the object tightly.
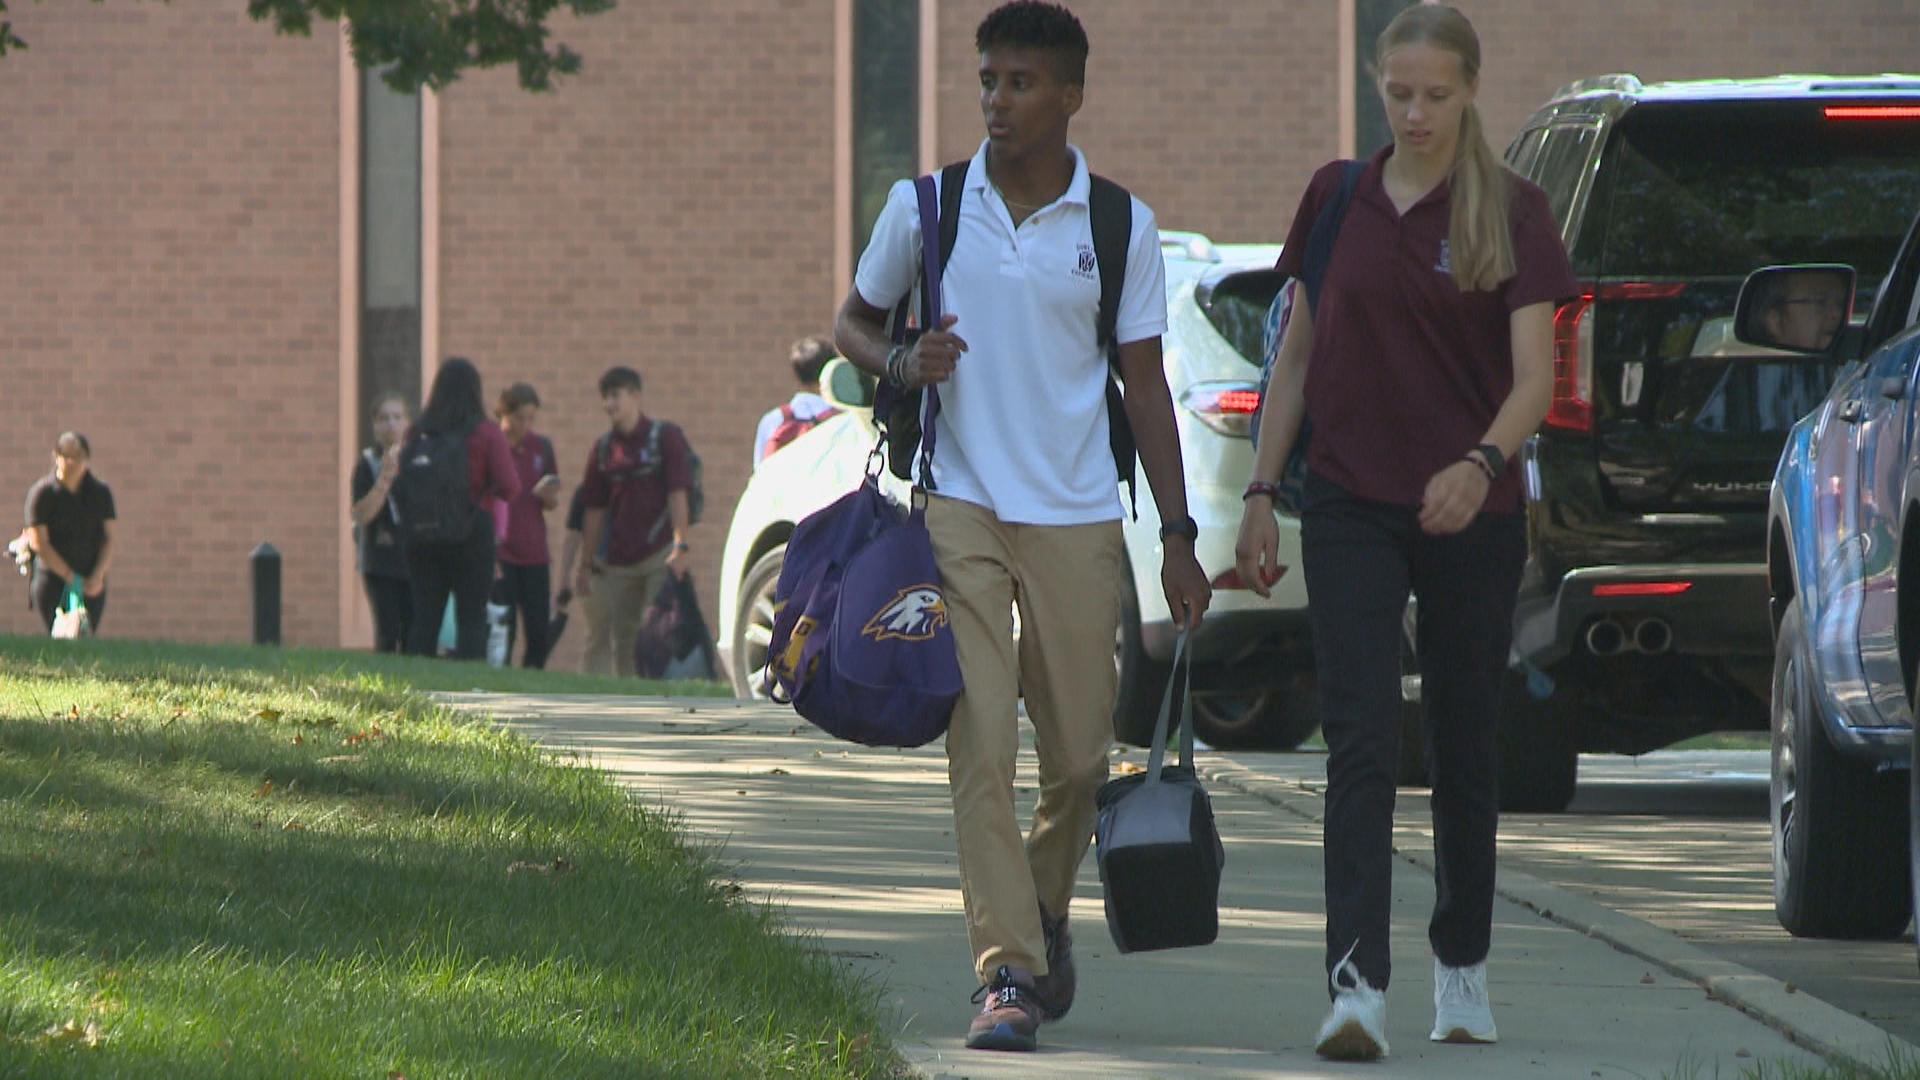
[0,0,618,92]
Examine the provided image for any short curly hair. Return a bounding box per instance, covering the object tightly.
[975,1,1088,86]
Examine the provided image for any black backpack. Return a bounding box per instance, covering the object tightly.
[391,418,479,544]
[594,420,705,544]
[879,160,1139,511]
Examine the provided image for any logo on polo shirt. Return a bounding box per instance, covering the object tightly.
[1073,243,1098,281]
[1434,239,1452,275]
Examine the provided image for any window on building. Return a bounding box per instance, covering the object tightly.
[852,0,918,257]
[361,68,421,449]
[1355,0,1418,159]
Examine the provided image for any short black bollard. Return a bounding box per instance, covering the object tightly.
[250,542,281,646]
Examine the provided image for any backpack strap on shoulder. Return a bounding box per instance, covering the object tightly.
[1301,160,1366,313]
[1088,173,1139,516]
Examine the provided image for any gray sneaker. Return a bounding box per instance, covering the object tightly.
[1430,958,1498,1043]
[1032,906,1075,1021]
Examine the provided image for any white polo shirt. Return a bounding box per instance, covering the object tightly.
[853,141,1167,526]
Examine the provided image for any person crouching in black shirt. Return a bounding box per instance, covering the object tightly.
[24,431,116,633]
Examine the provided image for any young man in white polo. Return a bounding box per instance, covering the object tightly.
[833,0,1211,1053]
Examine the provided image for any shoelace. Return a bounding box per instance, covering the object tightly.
[1329,940,1367,997]
[1435,964,1479,1004]
[970,971,1031,1010]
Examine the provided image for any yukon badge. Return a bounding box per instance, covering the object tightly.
[863,586,949,641]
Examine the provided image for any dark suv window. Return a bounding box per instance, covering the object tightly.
[1592,101,1920,295]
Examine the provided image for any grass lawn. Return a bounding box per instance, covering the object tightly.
[0,634,899,1078]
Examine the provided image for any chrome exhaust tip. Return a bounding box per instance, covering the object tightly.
[1585,619,1626,657]
[1633,618,1673,655]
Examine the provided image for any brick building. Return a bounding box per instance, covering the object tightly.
[2,0,1915,670]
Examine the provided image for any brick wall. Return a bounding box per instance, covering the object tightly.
[0,1,339,644]
[434,0,839,672]
[4,0,1916,663]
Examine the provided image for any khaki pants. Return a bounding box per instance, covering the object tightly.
[927,494,1124,983]
[581,549,671,676]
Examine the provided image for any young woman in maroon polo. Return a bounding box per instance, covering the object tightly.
[1235,4,1575,1062]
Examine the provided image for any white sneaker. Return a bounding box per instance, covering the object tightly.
[1430,958,1498,1043]
[1315,946,1389,1061]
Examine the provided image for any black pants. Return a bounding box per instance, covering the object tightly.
[495,561,552,669]
[1300,474,1525,992]
[362,573,413,653]
[31,568,105,633]
[404,509,496,660]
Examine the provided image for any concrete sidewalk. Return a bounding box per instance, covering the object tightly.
[440,693,1909,1078]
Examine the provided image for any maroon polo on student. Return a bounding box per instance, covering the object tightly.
[1276,150,1578,512]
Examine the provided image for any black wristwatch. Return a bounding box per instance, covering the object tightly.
[1158,514,1199,544]
[1473,443,1507,480]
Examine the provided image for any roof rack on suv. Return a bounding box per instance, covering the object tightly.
[1550,73,1644,101]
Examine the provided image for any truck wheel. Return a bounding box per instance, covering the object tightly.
[1112,568,1168,746]
[1397,631,1429,787]
[1497,674,1578,813]
[730,545,785,699]
[1773,598,1911,938]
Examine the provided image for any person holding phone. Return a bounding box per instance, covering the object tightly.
[494,382,563,668]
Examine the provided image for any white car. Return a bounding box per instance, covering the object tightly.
[714,233,1315,748]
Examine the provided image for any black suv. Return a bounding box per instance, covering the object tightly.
[1459,74,1920,811]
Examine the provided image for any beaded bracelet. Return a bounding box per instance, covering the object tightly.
[1243,480,1281,502]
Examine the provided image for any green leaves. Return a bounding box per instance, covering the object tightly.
[244,0,619,93]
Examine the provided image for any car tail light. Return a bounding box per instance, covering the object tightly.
[1591,581,1692,597]
[1545,282,1688,435]
[1825,105,1920,120]
[1178,380,1262,439]
[1546,293,1595,433]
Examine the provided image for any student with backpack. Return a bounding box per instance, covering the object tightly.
[574,365,695,677]
[832,1,1210,1054]
[492,381,562,668]
[394,357,521,660]
[752,335,841,466]
[1234,5,1574,1061]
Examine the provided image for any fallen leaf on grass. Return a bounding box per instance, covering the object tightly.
[389,1071,408,1079]
[253,780,273,799]
[34,1018,101,1048]
[291,734,304,745]
[342,725,384,746]
[282,820,305,831]
[255,708,282,722]
[507,858,574,877]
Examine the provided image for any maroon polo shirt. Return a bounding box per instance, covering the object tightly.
[578,415,692,567]
[497,432,557,567]
[1276,149,1577,512]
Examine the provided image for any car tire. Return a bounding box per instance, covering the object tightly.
[730,544,785,699]
[1496,674,1578,814]
[1397,628,1429,788]
[1772,598,1911,939]
[1192,674,1319,751]
[1112,568,1169,747]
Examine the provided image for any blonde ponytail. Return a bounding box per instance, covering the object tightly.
[1377,4,1515,292]
[1449,103,1515,292]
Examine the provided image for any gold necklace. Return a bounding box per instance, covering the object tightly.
[992,180,1048,213]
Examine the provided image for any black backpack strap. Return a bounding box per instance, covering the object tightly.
[1089,173,1139,516]
[1301,160,1365,313]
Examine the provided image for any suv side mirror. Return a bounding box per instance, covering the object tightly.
[1732,264,1857,357]
[819,356,875,410]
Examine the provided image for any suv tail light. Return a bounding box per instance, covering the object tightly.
[1546,291,1596,433]
[1545,282,1688,435]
